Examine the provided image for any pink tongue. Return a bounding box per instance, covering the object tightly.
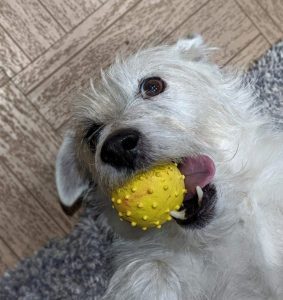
[178,155,215,195]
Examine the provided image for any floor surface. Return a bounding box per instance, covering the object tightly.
[0,0,283,274]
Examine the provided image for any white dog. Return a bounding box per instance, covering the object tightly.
[55,35,283,299]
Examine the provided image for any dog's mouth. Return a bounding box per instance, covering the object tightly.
[171,155,217,228]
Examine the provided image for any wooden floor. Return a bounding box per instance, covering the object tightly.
[0,0,283,275]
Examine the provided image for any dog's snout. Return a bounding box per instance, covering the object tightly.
[101,129,140,169]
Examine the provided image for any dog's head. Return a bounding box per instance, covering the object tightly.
[56,35,253,228]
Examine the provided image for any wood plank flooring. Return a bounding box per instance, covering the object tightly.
[0,0,282,274]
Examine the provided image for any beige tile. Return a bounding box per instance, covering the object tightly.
[164,0,259,66]
[1,0,281,270]
[0,162,65,258]
[258,0,283,32]
[0,82,74,232]
[0,0,65,60]
[0,26,30,78]
[226,35,270,70]
[0,67,10,88]
[40,0,102,31]
[0,238,18,275]
[26,0,208,129]
[47,92,73,131]
[13,0,140,94]
[236,0,282,44]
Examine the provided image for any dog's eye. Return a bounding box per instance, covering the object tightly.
[140,77,166,99]
[84,123,103,151]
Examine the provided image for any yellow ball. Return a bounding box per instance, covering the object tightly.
[111,163,186,230]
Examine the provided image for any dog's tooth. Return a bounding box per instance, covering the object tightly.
[196,186,203,207]
[170,209,187,220]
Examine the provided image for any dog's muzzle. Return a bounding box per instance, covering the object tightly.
[101,129,217,228]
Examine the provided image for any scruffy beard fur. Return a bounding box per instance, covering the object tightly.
[56,35,283,299]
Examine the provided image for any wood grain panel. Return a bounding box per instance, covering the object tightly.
[164,0,259,66]
[27,0,209,129]
[258,0,283,32]
[0,162,65,258]
[226,35,269,70]
[13,0,140,94]
[48,93,73,131]
[236,0,282,44]
[0,82,74,232]
[0,238,18,275]
[0,0,282,275]
[0,0,65,60]
[40,0,102,31]
[0,67,9,88]
[0,26,30,78]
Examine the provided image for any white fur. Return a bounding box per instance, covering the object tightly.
[57,35,283,299]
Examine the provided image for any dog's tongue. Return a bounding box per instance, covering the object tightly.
[178,155,215,195]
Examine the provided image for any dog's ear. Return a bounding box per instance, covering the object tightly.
[174,34,211,61]
[56,131,89,207]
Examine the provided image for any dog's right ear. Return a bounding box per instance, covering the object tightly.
[174,34,212,61]
[56,131,89,208]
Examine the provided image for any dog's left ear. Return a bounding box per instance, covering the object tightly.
[174,34,210,61]
[56,131,90,208]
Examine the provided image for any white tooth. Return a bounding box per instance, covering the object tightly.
[196,186,203,207]
[170,209,187,220]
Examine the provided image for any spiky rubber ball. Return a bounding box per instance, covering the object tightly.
[111,163,186,230]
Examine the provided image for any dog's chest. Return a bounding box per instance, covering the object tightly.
[168,235,269,299]
[148,224,269,299]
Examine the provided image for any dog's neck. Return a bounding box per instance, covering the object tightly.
[210,104,274,187]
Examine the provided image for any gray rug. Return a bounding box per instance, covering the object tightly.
[0,207,114,300]
[1,41,282,300]
[245,40,283,125]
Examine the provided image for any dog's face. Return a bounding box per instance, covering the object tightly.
[56,36,245,228]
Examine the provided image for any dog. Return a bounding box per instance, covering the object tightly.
[55,35,283,299]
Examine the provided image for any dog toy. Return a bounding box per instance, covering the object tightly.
[111,163,186,230]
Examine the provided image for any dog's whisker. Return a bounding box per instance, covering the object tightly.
[196,186,203,207]
[170,209,187,220]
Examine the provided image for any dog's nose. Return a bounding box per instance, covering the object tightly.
[101,129,140,169]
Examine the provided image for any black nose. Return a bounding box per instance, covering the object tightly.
[101,129,140,169]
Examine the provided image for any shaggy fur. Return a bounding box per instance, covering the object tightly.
[56,36,283,299]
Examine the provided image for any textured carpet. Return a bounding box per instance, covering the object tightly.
[245,40,283,125]
[0,41,282,300]
[0,207,114,300]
